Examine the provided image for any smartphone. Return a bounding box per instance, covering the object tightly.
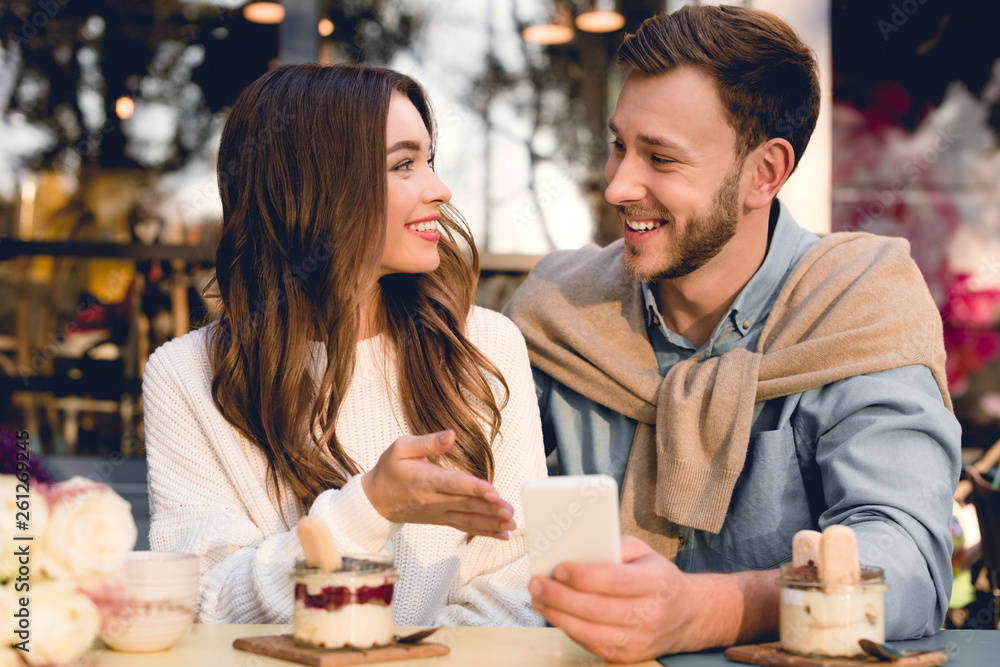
[521,474,622,578]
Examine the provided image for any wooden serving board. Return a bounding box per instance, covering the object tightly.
[233,634,450,666]
[724,642,948,667]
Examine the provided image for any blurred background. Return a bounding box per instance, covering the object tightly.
[0,0,998,629]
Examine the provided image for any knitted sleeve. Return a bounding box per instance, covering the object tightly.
[143,333,402,623]
[433,309,548,626]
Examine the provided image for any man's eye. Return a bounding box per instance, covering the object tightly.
[610,140,624,152]
[651,155,675,165]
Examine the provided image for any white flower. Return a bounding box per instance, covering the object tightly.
[38,476,137,586]
[0,475,48,581]
[24,580,99,666]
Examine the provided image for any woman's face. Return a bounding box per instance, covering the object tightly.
[378,92,452,278]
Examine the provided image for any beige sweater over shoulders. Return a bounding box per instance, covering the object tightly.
[143,306,547,627]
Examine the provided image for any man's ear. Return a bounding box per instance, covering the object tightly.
[743,138,795,211]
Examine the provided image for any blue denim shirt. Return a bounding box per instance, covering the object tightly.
[532,200,962,639]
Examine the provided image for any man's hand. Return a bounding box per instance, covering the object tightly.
[528,535,693,662]
[528,535,780,663]
[361,430,515,539]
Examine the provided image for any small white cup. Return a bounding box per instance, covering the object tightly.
[100,551,199,653]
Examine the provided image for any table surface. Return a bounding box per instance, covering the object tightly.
[91,625,998,667]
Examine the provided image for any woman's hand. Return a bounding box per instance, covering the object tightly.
[361,430,516,538]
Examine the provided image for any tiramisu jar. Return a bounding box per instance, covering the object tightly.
[776,563,888,658]
[290,554,398,650]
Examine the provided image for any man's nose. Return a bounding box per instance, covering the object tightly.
[604,155,645,206]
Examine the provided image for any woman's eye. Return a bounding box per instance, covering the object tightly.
[393,159,414,171]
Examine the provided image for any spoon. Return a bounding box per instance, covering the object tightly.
[858,638,956,662]
[395,627,441,644]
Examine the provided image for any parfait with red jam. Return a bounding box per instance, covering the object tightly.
[291,554,398,649]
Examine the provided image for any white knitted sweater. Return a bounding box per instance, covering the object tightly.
[143,306,547,627]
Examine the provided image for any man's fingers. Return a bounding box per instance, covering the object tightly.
[530,575,634,626]
[620,534,654,563]
[550,560,648,597]
[550,538,670,597]
[532,576,666,664]
[531,600,636,664]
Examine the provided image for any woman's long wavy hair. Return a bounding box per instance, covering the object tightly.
[207,63,508,512]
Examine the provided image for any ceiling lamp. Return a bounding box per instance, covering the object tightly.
[576,0,625,33]
[522,1,574,45]
[243,2,284,25]
[318,18,334,37]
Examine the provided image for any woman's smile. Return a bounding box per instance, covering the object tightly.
[405,214,440,241]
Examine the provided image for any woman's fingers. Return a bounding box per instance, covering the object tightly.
[408,490,514,525]
[380,470,513,525]
[392,430,456,460]
[395,433,507,503]
[367,431,514,529]
[439,509,515,536]
[438,494,510,517]
[427,466,500,502]
[394,431,504,503]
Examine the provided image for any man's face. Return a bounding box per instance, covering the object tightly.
[606,67,745,283]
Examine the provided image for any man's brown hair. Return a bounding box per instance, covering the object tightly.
[618,5,820,173]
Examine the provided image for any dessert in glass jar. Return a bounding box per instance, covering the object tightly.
[290,554,398,650]
[777,526,888,658]
[776,563,888,658]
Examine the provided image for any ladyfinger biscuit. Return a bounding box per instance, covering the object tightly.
[792,530,822,567]
[297,516,343,571]
[818,524,860,586]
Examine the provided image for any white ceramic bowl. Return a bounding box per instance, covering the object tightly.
[100,551,199,653]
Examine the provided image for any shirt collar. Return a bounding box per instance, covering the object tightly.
[642,279,660,328]
[640,198,807,339]
[725,198,803,336]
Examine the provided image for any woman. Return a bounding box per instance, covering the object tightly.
[143,63,547,627]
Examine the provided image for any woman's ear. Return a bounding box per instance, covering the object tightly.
[743,138,795,211]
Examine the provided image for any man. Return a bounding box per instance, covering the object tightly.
[503,5,960,663]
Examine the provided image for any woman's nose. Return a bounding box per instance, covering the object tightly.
[426,170,451,205]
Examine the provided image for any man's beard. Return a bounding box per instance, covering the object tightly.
[622,165,742,283]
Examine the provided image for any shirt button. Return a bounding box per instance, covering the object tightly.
[652,316,660,326]
[691,356,699,363]
[677,534,686,548]
[743,319,750,329]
